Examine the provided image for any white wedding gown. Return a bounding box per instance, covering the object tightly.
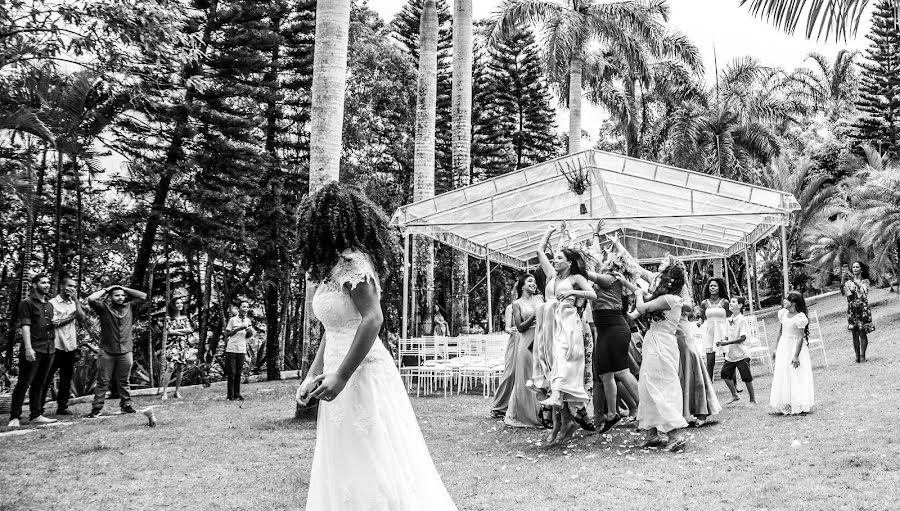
[305,250,458,510]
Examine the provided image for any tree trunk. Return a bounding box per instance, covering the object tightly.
[131,0,217,288]
[299,0,351,419]
[450,0,473,336]
[413,0,438,336]
[308,0,351,188]
[568,55,583,154]
[198,254,214,363]
[265,270,282,380]
[53,149,63,291]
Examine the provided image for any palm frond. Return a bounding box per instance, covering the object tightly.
[0,109,55,143]
[490,0,566,42]
[739,0,872,41]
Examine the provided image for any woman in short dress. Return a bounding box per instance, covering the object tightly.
[843,261,875,362]
[699,278,730,380]
[160,295,196,400]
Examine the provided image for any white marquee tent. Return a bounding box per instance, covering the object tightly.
[390,150,801,336]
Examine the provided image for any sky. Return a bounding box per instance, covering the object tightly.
[366,0,871,143]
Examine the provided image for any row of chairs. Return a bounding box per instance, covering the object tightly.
[697,311,829,380]
[396,334,510,397]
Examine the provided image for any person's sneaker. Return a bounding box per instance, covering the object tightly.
[235,395,245,401]
[86,408,103,418]
[173,391,183,399]
[121,405,136,414]
[56,408,72,416]
[30,415,58,425]
[7,418,20,428]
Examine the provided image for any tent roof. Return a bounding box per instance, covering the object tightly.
[390,150,800,269]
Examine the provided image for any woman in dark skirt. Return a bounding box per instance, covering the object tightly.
[586,224,641,432]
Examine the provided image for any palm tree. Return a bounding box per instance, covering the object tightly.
[309,0,353,190]
[491,0,670,154]
[666,58,802,182]
[739,0,894,41]
[802,217,866,276]
[450,0,473,335]
[852,148,900,285]
[787,50,860,120]
[586,30,704,158]
[412,0,438,335]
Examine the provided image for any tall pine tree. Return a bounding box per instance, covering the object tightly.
[471,26,558,181]
[854,0,900,158]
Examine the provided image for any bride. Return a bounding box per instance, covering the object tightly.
[296,183,457,510]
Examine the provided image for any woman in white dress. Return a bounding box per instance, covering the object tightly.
[535,224,596,444]
[770,291,814,415]
[698,278,730,381]
[620,258,689,452]
[296,184,457,510]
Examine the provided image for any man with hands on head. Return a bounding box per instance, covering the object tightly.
[86,284,147,418]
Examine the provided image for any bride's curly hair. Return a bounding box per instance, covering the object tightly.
[298,183,398,282]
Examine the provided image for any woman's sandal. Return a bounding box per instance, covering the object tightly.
[639,436,665,448]
[666,438,687,452]
[574,409,596,432]
[598,414,621,434]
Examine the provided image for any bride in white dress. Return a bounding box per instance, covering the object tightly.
[296,184,457,510]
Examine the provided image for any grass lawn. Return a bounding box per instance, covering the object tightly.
[2,290,899,510]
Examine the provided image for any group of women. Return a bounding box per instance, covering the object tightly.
[490,222,724,451]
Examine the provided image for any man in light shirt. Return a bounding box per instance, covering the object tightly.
[43,277,86,416]
[223,301,254,401]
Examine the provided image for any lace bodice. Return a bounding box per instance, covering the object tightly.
[312,250,390,369]
[648,295,684,336]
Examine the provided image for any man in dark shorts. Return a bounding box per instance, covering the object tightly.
[86,284,147,417]
[7,274,58,427]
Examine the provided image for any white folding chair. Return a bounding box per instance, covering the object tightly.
[747,319,773,374]
[807,310,829,368]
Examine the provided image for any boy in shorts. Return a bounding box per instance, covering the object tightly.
[717,296,756,404]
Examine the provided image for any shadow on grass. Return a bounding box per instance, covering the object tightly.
[252,416,317,433]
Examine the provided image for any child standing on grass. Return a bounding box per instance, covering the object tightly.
[717,296,756,404]
[769,291,814,415]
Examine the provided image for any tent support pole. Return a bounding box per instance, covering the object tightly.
[402,232,410,341]
[744,245,755,314]
[722,255,731,297]
[486,252,493,334]
[781,223,789,298]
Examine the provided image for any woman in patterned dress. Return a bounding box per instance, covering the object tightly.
[843,261,875,362]
[159,295,196,400]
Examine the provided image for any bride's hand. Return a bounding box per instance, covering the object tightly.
[296,377,319,405]
[308,372,349,402]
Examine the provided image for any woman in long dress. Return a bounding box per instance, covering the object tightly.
[699,278,730,381]
[296,183,457,510]
[491,303,518,418]
[504,274,544,428]
[770,291,814,415]
[843,261,875,362]
[159,296,197,400]
[535,224,596,444]
[621,259,689,452]
[606,233,720,425]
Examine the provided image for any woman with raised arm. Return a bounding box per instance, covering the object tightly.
[620,256,689,452]
[608,234,721,426]
[295,183,457,510]
[534,223,596,444]
[584,221,642,433]
[504,274,545,428]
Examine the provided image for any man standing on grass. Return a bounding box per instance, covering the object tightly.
[7,274,58,427]
[86,284,147,418]
[42,277,86,416]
